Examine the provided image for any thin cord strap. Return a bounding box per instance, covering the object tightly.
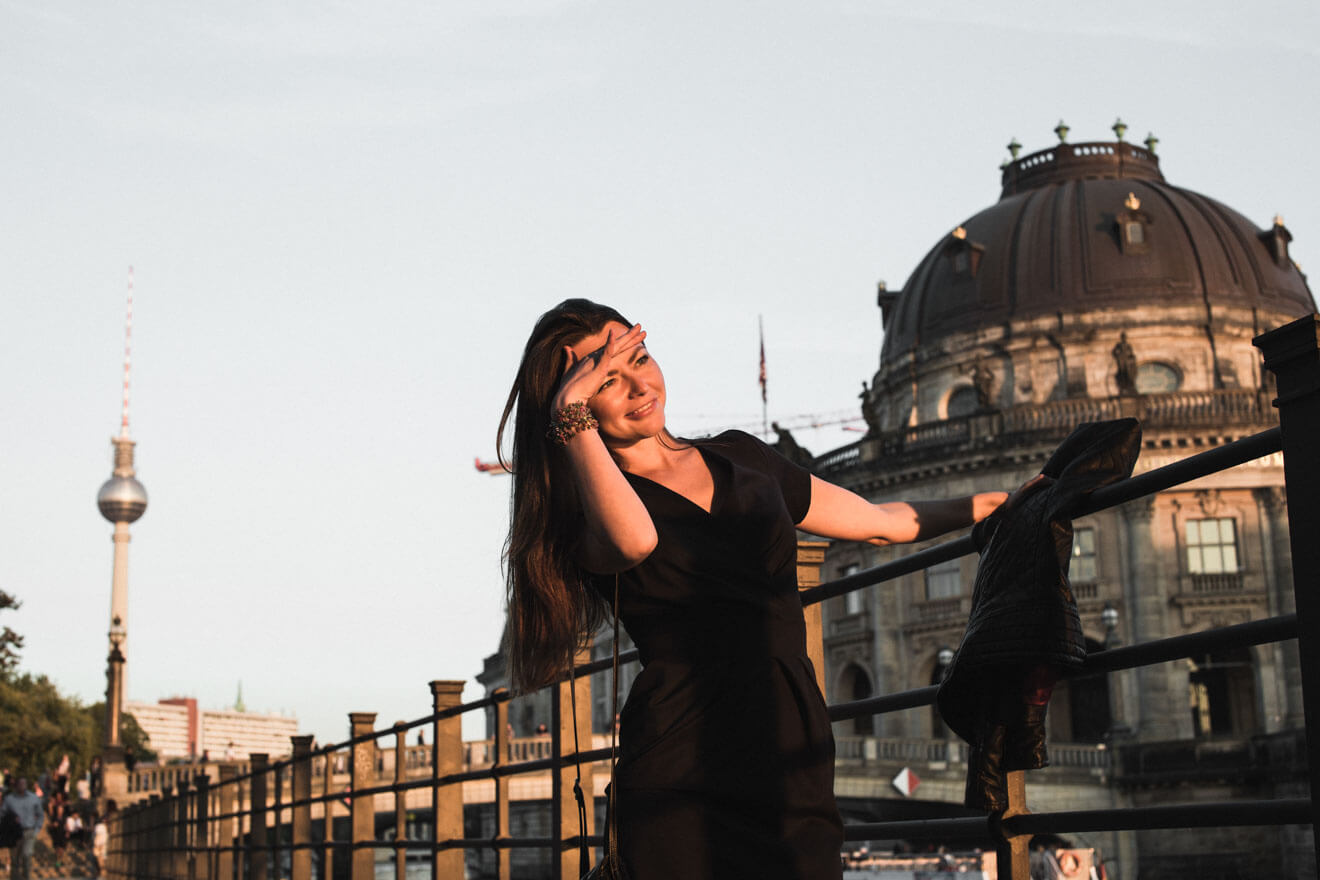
[569,656,589,876]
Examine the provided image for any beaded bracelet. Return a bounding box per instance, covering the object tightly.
[547,401,599,446]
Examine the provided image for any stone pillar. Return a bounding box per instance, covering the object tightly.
[393,723,408,880]
[150,793,164,880]
[348,713,377,880]
[552,653,594,880]
[1255,486,1304,730]
[216,765,236,880]
[193,774,210,880]
[797,540,830,696]
[493,690,512,880]
[322,747,336,880]
[1120,496,1186,740]
[429,681,465,880]
[174,777,191,880]
[249,754,269,880]
[290,736,314,880]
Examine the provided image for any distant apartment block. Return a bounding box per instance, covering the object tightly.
[126,697,299,761]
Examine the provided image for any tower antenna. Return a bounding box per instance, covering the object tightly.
[120,266,134,439]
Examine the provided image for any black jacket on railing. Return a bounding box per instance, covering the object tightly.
[937,418,1142,811]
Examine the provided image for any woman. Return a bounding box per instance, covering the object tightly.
[499,299,1014,879]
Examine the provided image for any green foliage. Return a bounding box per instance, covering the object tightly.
[0,590,155,780]
[0,673,98,781]
[0,590,23,679]
[85,702,157,765]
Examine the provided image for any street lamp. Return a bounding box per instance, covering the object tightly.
[937,645,955,676]
[1101,603,1120,649]
[108,615,126,654]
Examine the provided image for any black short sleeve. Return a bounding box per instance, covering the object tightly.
[710,431,812,524]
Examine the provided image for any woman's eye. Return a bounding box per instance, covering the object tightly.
[598,378,616,393]
[636,354,649,366]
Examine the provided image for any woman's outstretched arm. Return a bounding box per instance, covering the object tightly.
[798,474,1045,546]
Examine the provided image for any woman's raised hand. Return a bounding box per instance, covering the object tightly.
[552,324,647,410]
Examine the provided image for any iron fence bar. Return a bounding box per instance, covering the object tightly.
[830,614,1300,722]
[1256,315,1320,869]
[1002,798,1312,834]
[844,816,994,842]
[801,426,1282,608]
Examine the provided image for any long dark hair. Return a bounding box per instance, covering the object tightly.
[497,299,632,693]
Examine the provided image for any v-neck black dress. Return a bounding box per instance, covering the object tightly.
[595,430,843,880]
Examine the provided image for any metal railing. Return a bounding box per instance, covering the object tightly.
[105,315,1320,880]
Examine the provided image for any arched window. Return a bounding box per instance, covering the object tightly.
[1059,637,1112,743]
[844,665,874,735]
[946,386,980,419]
[1189,648,1259,737]
[930,649,955,738]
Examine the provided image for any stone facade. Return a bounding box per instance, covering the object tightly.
[816,133,1315,879]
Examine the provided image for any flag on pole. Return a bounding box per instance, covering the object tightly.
[758,316,767,404]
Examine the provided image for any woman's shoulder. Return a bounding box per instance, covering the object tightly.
[693,429,767,459]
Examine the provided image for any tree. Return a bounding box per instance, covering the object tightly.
[0,673,97,781]
[85,702,157,766]
[0,590,23,680]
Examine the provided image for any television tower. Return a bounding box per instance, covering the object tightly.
[96,267,147,801]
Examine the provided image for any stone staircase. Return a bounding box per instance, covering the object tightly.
[2,838,100,880]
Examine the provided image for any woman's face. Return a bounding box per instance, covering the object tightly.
[567,321,666,445]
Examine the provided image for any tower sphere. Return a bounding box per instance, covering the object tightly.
[98,475,148,524]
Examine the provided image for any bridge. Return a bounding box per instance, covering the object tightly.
[103,316,1320,879]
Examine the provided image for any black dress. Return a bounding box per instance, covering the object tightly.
[595,430,843,879]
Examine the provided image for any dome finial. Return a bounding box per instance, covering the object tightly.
[952,226,968,240]
[1054,119,1070,143]
[1144,132,1159,154]
[1112,117,1127,141]
[1275,214,1286,227]
[1007,137,1022,159]
[1125,192,1141,211]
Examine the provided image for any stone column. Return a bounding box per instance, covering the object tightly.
[552,654,593,880]
[1120,496,1187,740]
[215,765,236,880]
[797,540,830,696]
[429,682,466,880]
[348,714,377,880]
[290,735,313,880]
[492,690,511,880]
[1255,486,1303,729]
[249,754,269,880]
[193,773,210,880]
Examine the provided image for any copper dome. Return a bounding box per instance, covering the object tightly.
[879,139,1316,366]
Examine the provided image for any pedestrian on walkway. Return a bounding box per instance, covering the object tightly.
[1,777,44,880]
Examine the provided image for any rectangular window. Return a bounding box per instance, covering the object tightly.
[925,558,962,601]
[1186,518,1239,574]
[840,563,863,615]
[1071,527,1097,582]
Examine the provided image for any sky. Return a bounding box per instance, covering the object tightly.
[3,0,1318,748]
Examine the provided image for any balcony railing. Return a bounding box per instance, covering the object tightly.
[103,316,1320,880]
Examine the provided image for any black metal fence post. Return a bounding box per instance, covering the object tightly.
[1255,313,1320,871]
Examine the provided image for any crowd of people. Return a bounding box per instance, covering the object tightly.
[0,757,115,880]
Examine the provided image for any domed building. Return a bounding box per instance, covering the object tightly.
[816,123,1315,878]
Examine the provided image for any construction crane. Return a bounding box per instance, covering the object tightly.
[473,409,864,475]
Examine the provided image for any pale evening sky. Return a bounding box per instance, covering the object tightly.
[2,0,1317,745]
